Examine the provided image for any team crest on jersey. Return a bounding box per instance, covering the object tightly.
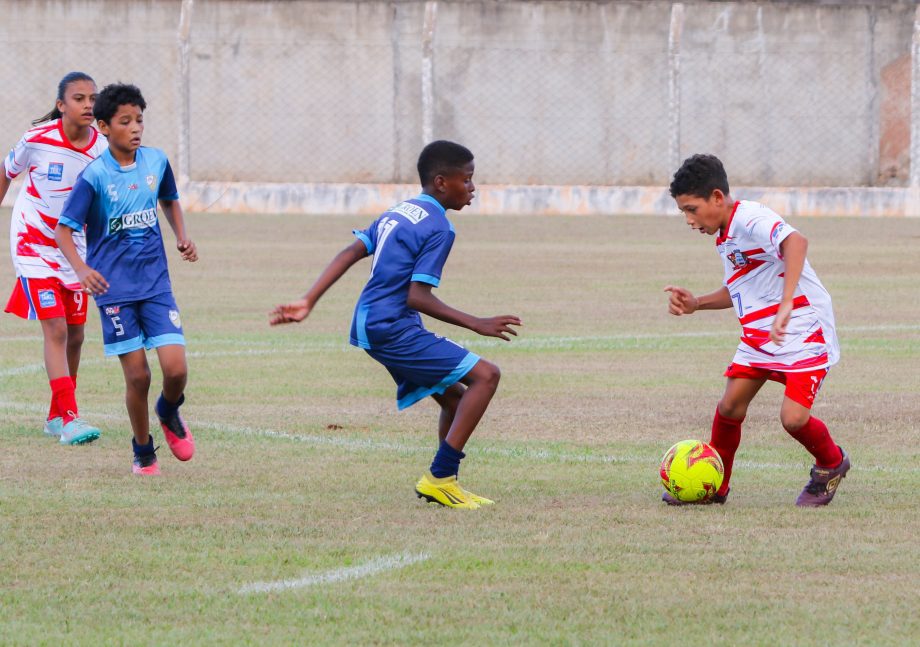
[48,162,64,182]
[105,306,120,316]
[38,290,57,308]
[169,309,181,329]
[727,248,748,270]
[146,175,156,190]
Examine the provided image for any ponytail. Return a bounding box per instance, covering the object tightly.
[32,71,95,126]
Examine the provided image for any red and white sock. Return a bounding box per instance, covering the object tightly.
[787,416,842,468]
[710,407,743,497]
[49,376,78,425]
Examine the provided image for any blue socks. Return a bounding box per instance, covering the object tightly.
[155,392,184,421]
[430,440,465,478]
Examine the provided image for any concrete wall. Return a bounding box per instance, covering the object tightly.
[1,0,917,215]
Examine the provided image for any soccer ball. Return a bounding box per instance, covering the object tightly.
[659,440,724,503]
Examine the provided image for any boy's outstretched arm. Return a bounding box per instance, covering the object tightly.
[269,239,368,326]
[406,282,521,341]
[159,199,198,262]
[770,231,808,344]
[664,285,731,315]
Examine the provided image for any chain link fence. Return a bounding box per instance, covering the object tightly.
[0,0,915,190]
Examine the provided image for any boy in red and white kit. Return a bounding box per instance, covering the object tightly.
[664,154,849,507]
[2,72,106,445]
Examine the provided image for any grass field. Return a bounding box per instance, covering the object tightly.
[1,208,919,645]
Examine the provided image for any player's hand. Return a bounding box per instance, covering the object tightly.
[78,267,109,296]
[269,298,312,326]
[770,300,793,344]
[177,238,198,262]
[664,286,699,315]
[474,315,521,341]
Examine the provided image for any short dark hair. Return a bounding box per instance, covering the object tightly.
[94,83,147,124]
[669,154,730,198]
[417,140,474,185]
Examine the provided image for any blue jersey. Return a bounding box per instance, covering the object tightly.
[59,147,179,306]
[350,194,455,349]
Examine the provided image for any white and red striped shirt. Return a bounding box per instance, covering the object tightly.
[717,200,839,372]
[5,119,107,289]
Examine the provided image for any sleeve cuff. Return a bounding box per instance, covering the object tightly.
[57,216,83,231]
[411,273,440,287]
[353,230,374,253]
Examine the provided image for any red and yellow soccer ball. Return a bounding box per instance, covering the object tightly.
[659,440,725,503]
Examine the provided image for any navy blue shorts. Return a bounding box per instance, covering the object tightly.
[98,292,186,357]
[363,328,480,410]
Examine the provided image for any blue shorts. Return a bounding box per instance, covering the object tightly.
[98,292,186,357]
[363,328,480,410]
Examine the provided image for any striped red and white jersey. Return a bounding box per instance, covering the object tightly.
[5,119,107,289]
[717,200,839,372]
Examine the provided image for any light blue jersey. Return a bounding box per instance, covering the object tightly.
[59,147,179,307]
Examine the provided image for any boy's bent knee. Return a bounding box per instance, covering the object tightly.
[717,399,747,420]
[781,412,810,433]
[124,366,152,394]
[478,360,501,385]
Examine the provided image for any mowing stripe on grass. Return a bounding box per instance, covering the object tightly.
[237,551,431,594]
[2,322,917,378]
[0,398,915,474]
[0,348,288,378]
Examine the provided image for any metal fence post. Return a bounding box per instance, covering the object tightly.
[668,2,685,179]
[178,0,194,186]
[422,1,438,145]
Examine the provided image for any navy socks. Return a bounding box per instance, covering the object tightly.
[430,440,465,478]
[132,435,155,457]
[155,392,184,421]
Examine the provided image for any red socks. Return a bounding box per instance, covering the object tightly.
[787,416,842,468]
[709,407,743,497]
[49,376,78,424]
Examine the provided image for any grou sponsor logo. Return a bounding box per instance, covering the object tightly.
[108,208,158,234]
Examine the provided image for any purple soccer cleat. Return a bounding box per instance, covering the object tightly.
[796,446,850,507]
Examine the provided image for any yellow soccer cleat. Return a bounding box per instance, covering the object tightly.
[459,485,494,506]
[415,473,480,509]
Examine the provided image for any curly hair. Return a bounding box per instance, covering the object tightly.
[669,154,730,198]
[94,83,147,124]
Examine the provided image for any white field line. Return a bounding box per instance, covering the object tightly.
[238,551,431,595]
[2,322,917,379]
[0,398,915,475]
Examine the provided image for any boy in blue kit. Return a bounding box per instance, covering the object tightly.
[55,83,197,475]
[271,140,521,509]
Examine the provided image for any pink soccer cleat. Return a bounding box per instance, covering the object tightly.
[132,452,161,475]
[158,410,195,461]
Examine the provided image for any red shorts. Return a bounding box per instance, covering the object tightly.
[4,277,88,324]
[724,363,828,409]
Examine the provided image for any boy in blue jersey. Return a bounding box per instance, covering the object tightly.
[271,141,521,509]
[55,84,197,475]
